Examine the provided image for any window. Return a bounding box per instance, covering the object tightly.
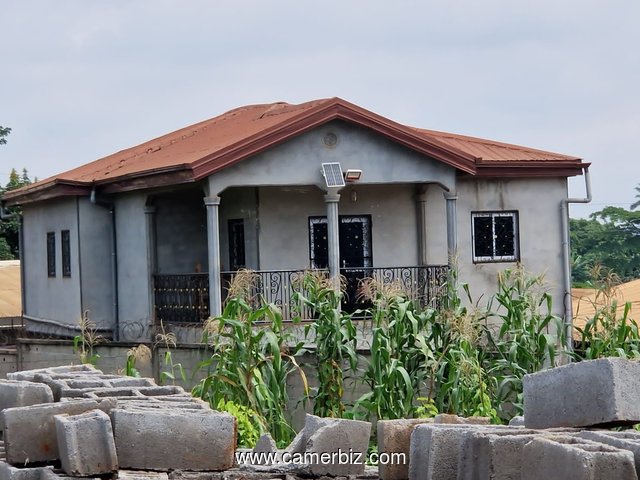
[308,215,372,269]
[61,230,71,277]
[228,219,245,271]
[472,211,519,263]
[47,232,56,277]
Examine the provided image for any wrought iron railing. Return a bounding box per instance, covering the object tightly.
[153,265,449,323]
[153,273,209,324]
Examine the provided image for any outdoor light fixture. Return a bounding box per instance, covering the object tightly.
[344,169,362,182]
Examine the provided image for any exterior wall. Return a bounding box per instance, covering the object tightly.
[454,177,567,315]
[219,187,259,271]
[114,192,153,339]
[22,198,82,331]
[155,189,208,274]
[257,184,422,270]
[208,120,456,195]
[78,198,114,330]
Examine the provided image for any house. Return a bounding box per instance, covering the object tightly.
[0,98,589,342]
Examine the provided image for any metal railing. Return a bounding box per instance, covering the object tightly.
[153,265,449,323]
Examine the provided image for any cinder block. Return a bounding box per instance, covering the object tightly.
[524,358,640,429]
[0,381,54,411]
[579,430,640,475]
[55,410,118,476]
[377,418,433,480]
[458,429,544,480]
[433,414,491,425]
[408,423,508,480]
[1,398,117,465]
[7,365,102,382]
[108,378,156,388]
[305,418,372,477]
[0,463,53,480]
[117,471,169,480]
[112,407,236,471]
[522,436,638,480]
[252,434,277,465]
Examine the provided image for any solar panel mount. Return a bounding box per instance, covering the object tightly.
[321,162,345,188]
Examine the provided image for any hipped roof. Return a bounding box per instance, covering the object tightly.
[3,97,587,205]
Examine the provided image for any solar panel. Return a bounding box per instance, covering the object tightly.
[321,162,345,188]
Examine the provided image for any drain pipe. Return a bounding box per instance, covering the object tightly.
[561,166,592,354]
[90,188,120,341]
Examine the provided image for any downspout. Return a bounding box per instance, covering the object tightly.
[1,201,26,324]
[561,167,592,354]
[90,188,120,341]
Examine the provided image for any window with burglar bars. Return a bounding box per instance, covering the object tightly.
[471,211,519,263]
[61,230,71,277]
[47,232,56,277]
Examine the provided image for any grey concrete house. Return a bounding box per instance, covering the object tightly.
[1,98,590,342]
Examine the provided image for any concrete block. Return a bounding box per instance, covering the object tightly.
[579,430,640,475]
[252,434,277,465]
[377,418,433,480]
[305,418,372,477]
[0,463,53,480]
[408,423,508,480]
[0,381,54,411]
[108,377,157,388]
[55,410,118,476]
[1,398,117,465]
[458,429,544,480]
[112,407,236,471]
[524,358,640,428]
[117,471,169,480]
[433,414,490,425]
[7,365,102,382]
[508,415,525,426]
[522,435,638,480]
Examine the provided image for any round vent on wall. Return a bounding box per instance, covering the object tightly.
[323,132,338,148]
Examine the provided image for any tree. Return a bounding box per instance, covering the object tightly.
[632,183,640,210]
[0,168,32,259]
[0,126,10,145]
[570,205,640,285]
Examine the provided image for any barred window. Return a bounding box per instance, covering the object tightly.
[61,230,71,277]
[471,211,519,263]
[47,232,56,277]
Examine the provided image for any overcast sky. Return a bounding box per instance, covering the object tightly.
[1,1,638,218]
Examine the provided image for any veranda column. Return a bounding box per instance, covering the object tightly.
[416,190,428,266]
[144,205,157,320]
[444,191,458,266]
[324,192,341,282]
[204,196,223,317]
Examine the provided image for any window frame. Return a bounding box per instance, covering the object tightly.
[471,211,520,263]
[46,232,56,277]
[61,230,71,277]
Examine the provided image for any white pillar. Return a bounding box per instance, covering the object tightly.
[324,192,341,281]
[204,196,222,317]
[416,190,428,266]
[144,205,157,320]
[444,191,458,266]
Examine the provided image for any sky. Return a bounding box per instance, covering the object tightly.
[1,1,638,218]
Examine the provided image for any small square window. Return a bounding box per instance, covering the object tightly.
[61,230,71,277]
[472,211,519,263]
[47,232,56,277]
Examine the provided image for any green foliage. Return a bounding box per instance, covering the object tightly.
[573,268,640,360]
[415,397,439,418]
[193,271,308,448]
[0,126,10,145]
[484,267,562,420]
[216,399,263,448]
[73,311,103,365]
[354,279,433,421]
[0,168,32,259]
[294,271,357,418]
[124,344,151,377]
[570,205,640,285]
[632,184,640,211]
[155,321,186,384]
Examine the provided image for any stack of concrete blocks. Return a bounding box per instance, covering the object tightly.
[0,364,236,480]
[401,357,640,480]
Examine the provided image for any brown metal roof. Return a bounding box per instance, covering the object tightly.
[3,97,586,205]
